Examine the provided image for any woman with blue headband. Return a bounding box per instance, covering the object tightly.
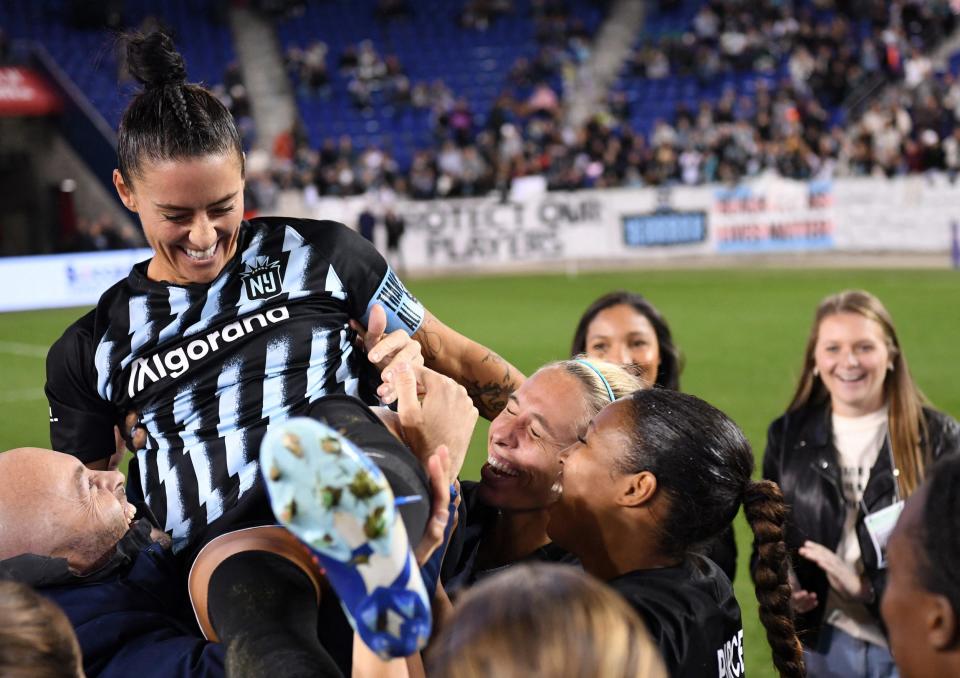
[570,290,737,583]
[441,359,645,594]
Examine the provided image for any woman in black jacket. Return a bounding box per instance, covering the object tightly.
[763,289,960,676]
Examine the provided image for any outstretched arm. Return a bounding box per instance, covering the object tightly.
[356,305,524,420]
[412,311,524,420]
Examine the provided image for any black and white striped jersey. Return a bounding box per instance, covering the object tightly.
[46,217,424,550]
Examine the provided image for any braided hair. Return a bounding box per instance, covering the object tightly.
[744,480,805,678]
[621,389,804,678]
[118,32,243,184]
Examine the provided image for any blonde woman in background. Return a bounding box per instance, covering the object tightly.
[441,359,645,594]
[428,562,667,678]
[762,289,960,677]
[0,580,85,678]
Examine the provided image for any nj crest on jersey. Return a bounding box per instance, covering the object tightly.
[240,256,285,301]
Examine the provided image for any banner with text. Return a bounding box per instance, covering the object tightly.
[1,176,957,312]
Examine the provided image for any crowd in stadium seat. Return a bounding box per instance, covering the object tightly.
[254,0,960,204]
[604,0,959,184]
[4,0,960,232]
[4,0,960,209]
[5,19,960,676]
[267,0,598,202]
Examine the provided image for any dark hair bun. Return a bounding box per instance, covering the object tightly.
[126,32,187,90]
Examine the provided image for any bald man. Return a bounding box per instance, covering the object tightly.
[0,447,225,678]
[1,379,472,678]
[0,448,140,572]
[3,359,475,676]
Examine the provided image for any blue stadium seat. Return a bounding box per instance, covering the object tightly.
[0,0,235,130]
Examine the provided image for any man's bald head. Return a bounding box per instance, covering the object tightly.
[0,448,136,573]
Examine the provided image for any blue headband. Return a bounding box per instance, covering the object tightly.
[574,359,615,402]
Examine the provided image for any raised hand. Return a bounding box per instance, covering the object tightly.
[122,410,147,452]
[788,567,819,614]
[391,362,478,483]
[350,304,424,404]
[799,540,871,602]
[414,445,457,566]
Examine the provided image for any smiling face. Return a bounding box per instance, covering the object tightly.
[814,312,892,417]
[114,152,245,286]
[547,400,635,551]
[0,448,136,572]
[584,305,661,386]
[479,367,591,511]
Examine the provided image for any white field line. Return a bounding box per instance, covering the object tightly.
[0,388,46,403]
[0,341,49,359]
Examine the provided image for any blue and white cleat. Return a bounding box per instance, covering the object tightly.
[260,416,431,659]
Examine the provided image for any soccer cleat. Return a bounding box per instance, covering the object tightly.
[260,416,431,659]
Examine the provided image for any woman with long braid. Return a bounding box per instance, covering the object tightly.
[548,389,805,678]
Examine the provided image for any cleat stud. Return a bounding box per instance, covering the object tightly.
[280,498,297,523]
[321,436,341,454]
[364,506,387,539]
[348,470,381,499]
[282,432,304,457]
[321,486,343,508]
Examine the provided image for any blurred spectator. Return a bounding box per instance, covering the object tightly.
[384,208,406,274]
[65,213,144,253]
[266,0,960,202]
[460,0,514,31]
[338,43,359,73]
[357,206,376,243]
[0,580,84,678]
[300,41,330,96]
[527,82,560,115]
[0,27,10,64]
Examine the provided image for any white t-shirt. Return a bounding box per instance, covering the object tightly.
[824,407,889,647]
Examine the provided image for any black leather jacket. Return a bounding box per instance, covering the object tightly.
[760,403,959,646]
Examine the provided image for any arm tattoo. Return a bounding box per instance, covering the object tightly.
[415,315,521,418]
[464,351,519,419]
[415,318,444,362]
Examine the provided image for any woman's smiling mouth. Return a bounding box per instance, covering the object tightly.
[184,242,217,261]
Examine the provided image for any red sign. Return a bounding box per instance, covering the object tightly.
[0,67,63,116]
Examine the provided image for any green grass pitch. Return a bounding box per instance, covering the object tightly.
[1,267,957,677]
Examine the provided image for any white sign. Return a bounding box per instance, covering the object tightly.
[3,176,958,313]
[0,249,152,312]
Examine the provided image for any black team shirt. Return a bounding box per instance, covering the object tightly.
[610,555,746,678]
[45,218,424,552]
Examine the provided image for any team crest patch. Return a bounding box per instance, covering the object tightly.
[240,256,285,301]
